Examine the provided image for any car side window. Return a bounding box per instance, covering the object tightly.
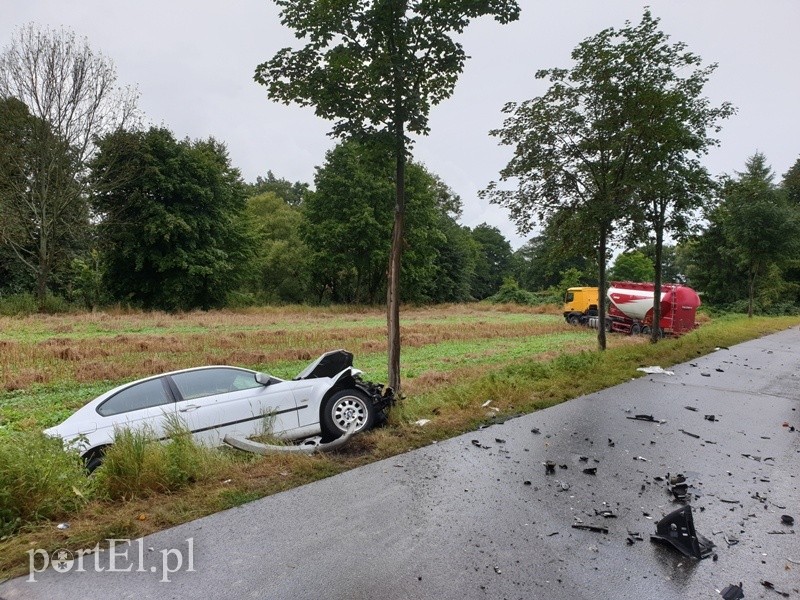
[171,368,261,401]
[97,378,171,417]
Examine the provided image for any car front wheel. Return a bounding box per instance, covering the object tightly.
[321,389,375,441]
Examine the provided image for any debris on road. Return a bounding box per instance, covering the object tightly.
[636,366,675,375]
[626,414,665,423]
[650,505,715,559]
[679,429,701,439]
[582,467,597,475]
[719,583,745,600]
[571,524,609,534]
[545,461,556,475]
[705,414,718,422]
[685,406,699,412]
[760,580,791,597]
[781,515,794,526]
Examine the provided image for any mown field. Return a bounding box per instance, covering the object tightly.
[1,304,799,580]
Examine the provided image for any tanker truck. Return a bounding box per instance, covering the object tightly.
[563,281,701,336]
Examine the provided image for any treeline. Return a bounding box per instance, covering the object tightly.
[2,22,800,316]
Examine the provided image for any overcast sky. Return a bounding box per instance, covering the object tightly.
[3,0,799,248]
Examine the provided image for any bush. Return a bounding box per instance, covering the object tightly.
[0,432,89,536]
[0,293,38,316]
[488,279,544,305]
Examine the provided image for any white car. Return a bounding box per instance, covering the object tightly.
[44,350,394,471]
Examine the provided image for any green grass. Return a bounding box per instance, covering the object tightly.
[0,306,797,581]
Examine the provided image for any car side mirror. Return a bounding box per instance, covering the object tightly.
[255,373,273,386]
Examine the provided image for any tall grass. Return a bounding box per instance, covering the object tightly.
[0,432,89,536]
[94,416,233,501]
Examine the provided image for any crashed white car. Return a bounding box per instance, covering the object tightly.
[44,350,394,470]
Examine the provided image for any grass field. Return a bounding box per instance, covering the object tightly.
[1,303,798,580]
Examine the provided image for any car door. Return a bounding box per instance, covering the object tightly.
[168,368,299,446]
[95,376,177,444]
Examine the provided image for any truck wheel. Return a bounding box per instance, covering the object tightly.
[641,326,651,335]
[568,314,580,326]
[631,323,641,335]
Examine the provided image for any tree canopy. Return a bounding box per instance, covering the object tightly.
[90,127,251,311]
[257,0,520,390]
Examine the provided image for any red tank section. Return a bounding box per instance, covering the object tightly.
[607,281,701,335]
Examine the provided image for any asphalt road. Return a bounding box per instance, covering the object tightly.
[2,327,799,600]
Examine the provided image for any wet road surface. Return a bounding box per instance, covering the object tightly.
[2,327,798,599]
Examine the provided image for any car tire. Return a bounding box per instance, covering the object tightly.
[84,448,107,474]
[568,314,580,326]
[321,389,375,441]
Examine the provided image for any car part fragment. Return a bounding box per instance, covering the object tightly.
[224,422,357,455]
[650,505,715,559]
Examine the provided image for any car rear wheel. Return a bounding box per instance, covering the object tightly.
[321,389,375,441]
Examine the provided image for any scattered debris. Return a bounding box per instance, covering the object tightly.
[637,366,675,375]
[718,498,740,505]
[414,419,431,427]
[523,480,532,486]
[594,509,617,519]
[650,505,715,559]
[633,456,649,462]
[781,515,795,526]
[481,399,493,408]
[760,580,790,597]
[582,467,598,475]
[545,461,556,475]
[608,438,615,447]
[716,368,725,373]
[701,373,712,377]
[531,428,541,434]
[719,583,745,600]
[685,405,698,412]
[679,429,701,439]
[723,534,739,547]
[626,414,664,423]
[56,523,70,530]
[571,524,609,534]
[495,438,506,444]
[705,414,718,422]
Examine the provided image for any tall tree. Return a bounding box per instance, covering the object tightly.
[0,24,138,306]
[720,153,800,317]
[256,0,520,390]
[484,10,730,347]
[469,223,513,299]
[608,251,654,283]
[782,157,800,206]
[619,12,732,341]
[90,127,251,311]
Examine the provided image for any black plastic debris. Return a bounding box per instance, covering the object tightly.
[761,580,790,597]
[545,461,556,475]
[701,373,712,377]
[781,514,795,526]
[679,429,701,439]
[531,428,541,434]
[579,456,589,462]
[720,583,744,600]
[684,406,699,412]
[650,505,715,559]
[594,509,617,518]
[571,524,609,534]
[608,438,615,447]
[495,438,506,444]
[705,414,718,422]
[471,439,483,448]
[626,414,662,423]
[583,467,598,475]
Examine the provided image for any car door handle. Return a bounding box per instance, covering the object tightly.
[179,405,199,412]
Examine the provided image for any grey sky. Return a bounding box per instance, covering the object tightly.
[3,0,799,248]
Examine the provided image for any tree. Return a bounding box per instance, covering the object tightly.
[245,171,309,207]
[90,127,251,311]
[720,153,800,317]
[618,12,732,342]
[0,24,138,306]
[302,140,454,304]
[469,223,513,299]
[608,251,654,282]
[242,192,310,303]
[257,0,520,391]
[484,10,730,348]
[782,157,800,206]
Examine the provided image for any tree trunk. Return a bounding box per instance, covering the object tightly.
[597,226,607,351]
[650,220,664,344]
[387,130,406,392]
